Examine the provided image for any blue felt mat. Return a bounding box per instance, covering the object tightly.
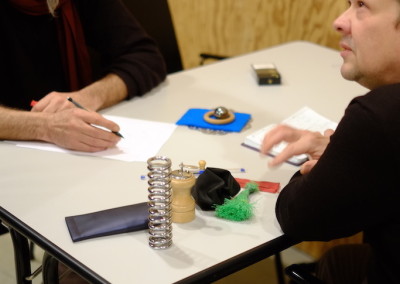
[176,108,251,132]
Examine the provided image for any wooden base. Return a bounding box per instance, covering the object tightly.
[172,210,195,223]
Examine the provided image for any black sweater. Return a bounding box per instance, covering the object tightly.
[0,0,167,110]
[276,83,400,283]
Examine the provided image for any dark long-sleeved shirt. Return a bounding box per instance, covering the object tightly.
[0,0,167,110]
[276,83,400,284]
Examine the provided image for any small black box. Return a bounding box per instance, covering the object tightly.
[252,63,281,85]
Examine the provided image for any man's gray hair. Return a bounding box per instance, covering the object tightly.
[47,0,59,16]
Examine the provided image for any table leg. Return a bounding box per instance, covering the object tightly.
[9,228,32,284]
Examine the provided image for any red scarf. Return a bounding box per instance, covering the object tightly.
[8,0,92,91]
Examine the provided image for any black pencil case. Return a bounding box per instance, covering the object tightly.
[65,202,148,242]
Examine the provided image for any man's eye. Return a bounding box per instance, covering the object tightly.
[357,1,366,7]
[348,0,366,8]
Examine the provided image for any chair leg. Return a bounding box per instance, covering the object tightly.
[199,53,228,65]
[42,252,59,284]
[0,220,9,235]
[275,252,286,284]
[285,263,324,284]
[29,241,35,260]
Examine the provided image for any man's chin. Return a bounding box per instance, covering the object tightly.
[340,65,359,82]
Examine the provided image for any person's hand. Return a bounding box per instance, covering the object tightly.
[31,91,78,113]
[42,108,121,152]
[261,124,334,168]
[299,159,318,175]
[31,91,98,113]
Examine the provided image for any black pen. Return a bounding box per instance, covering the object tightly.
[67,97,124,138]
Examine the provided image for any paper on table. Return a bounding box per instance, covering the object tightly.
[242,106,338,165]
[4,115,177,162]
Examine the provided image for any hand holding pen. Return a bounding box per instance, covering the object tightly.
[32,97,124,138]
[30,96,122,152]
[67,97,124,138]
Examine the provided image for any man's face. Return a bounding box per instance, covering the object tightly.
[334,0,400,89]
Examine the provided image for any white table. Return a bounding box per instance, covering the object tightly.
[0,41,367,284]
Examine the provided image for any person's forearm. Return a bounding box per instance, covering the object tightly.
[0,106,47,141]
[74,73,128,111]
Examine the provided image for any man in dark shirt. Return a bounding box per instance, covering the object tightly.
[0,0,166,152]
[262,0,400,283]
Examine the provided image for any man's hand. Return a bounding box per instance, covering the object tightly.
[32,73,128,113]
[31,91,90,113]
[261,124,334,170]
[1,74,128,152]
[42,108,121,152]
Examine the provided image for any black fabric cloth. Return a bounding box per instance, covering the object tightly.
[0,0,166,110]
[65,202,148,242]
[192,167,241,211]
[276,83,400,284]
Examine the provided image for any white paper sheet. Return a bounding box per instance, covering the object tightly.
[243,106,338,165]
[4,115,177,162]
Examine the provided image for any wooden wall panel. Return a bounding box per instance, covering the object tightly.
[168,0,348,69]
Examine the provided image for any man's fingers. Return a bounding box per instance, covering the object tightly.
[324,128,335,137]
[300,160,318,174]
[261,125,301,154]
[45,109,121,152]
[31,92,71,113]
[81,112,121,135]
[268,140,308,167]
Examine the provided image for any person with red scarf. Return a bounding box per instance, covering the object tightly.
[0,0,167,152]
